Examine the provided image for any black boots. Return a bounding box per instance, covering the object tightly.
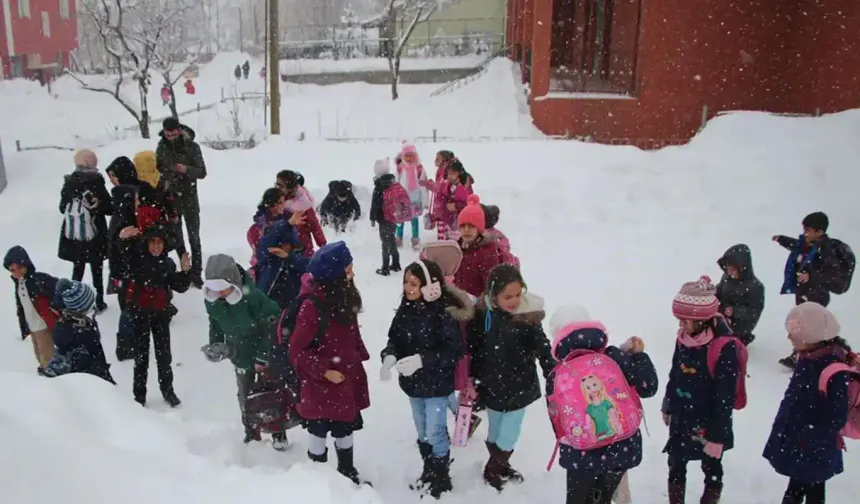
[307,448,328,463]
[243,428,262,444]
[335,446,370,486]
[162,389,182,408]
[410,441,433,491]
[668,482,685,504]
[410,441,452,498]
[484,441,523,491]
[701,484,723,504]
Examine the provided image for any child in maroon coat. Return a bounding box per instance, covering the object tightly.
[453,195,507,298]
[288,242,371,486]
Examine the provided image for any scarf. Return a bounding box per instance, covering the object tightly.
[400,162,420,192]
[75,164,98,174]
[677,326,715,348]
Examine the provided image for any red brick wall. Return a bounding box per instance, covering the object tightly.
[2,1,78,77]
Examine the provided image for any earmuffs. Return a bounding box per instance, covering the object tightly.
[417,260,442,302]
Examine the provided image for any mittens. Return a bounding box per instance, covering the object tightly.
[201,342,231,362]
[703,441,724,459]
[395,354,423,377]
[380,355,397,381]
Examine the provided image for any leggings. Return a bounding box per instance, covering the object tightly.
[783,479,825,504]
[668,455,723,487]
[72,261,104,301]
[395,217,420,240]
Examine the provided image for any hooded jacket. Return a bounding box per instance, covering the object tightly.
[466,292,556,412]
[105,157,140,283]
[716,244,765,337]
[51,311,115,384]
[370,174,396,225]
[57,169,113,263]
[776,234,848,305]
[155,124,207,211]
[319,180,361,225]
[254,220,310,309]
[4,246,59,338]
[121,225,191,315]
[205,255,281,371]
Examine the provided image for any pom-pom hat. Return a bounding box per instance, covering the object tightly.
[672,275,720,321]
[457,194,486,233]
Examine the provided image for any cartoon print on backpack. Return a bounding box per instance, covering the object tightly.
[581,375,621,440]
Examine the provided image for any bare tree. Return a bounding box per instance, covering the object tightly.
[69,0,201,138]
[384,0,439,100]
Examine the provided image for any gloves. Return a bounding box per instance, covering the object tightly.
[395,354,423,377]
[703,441,724,459]
[380,355,397,381]
[201,342,231,362]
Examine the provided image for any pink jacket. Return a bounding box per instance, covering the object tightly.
[485,227,520,269]
[453,234,507,298]
[432,180,471,227]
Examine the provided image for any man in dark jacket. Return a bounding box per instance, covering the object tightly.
[773,211,854,367]
[716,244,765,346]
[156,117,207,287]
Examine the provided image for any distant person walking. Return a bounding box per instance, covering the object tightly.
[242,60,251,79]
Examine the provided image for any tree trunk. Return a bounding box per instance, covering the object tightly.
[137,79,151,139]
[168,85,179,119]
[390,56,401,100]
[139,110,151,139]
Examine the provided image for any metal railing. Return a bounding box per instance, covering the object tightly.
[278,33,504,60]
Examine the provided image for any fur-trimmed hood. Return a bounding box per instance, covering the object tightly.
[478,291,545,324]
[446,284,475,321]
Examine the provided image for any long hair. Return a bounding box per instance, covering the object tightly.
[401,260,465,311]
[257,187,283,214]
[317,273,363,326]
[485,264,526,301]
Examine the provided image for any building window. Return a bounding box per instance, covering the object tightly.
[10,56,23,78]
[17,0,30,18]
[42,12,51,37]
[59,0,70,20]
[549,0,642,95]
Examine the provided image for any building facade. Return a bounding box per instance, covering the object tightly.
[0,0,78,80]
[507,0,860,146]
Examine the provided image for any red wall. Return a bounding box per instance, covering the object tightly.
[1,0,78,77]
[517,0,860,143]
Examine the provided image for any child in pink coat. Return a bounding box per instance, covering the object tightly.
[395,142,428,250]
[432,159,473,241]
[452,195,506,298]
[481,204,519,269]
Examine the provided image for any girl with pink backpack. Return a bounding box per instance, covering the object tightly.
[661,276,744,504]
[763,302,854,504]
[545,304,658,504]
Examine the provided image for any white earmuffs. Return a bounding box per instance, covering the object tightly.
[417,260,442,302]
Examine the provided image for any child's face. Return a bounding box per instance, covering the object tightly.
[803,227,824,243]
[678,319,702,335]
[434,153,443,167]
[275,179,294,198]
[459,223,479,244]
[147,236,165,256]
[403,271,423,301]
[726,264,740,279]
[494,281,523,313]
[7,263,26,279]
[108,172,119,186]
[402,152,417,164]
[345,263,355,281]
[446,169,459,183]
[214,287,234,299]
[272,197,286,214]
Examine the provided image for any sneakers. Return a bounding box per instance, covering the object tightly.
[271,431,289,451]
[376,268,390,276]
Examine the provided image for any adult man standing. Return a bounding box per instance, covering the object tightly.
[156,117,207,287]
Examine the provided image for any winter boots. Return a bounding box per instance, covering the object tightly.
[668,483,685,504]
[243,428,262,444]
[271,431,288,451]
[410,441,452,498]
[335,446,371,486]
[483,441,523,491]
[701,484,723,504]
[162,389,182,408]
[411,237,421,250]
[410,441,434,491]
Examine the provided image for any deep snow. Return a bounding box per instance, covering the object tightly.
[1,55,860,504]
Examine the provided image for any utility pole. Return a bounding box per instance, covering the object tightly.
[238,7,243,51]
[267,0,280,134]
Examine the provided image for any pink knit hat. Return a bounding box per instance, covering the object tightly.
[786,302,841,345]
[457,194,486,233]
[400,141,417,156]
[672,275,720,320]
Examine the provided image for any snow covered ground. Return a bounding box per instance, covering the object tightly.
[1,104,860,503]
[279,55,487,75]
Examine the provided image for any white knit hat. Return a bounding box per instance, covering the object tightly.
[549,303,592,339]
[373,157,390,178]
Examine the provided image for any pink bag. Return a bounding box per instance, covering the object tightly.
[545,349,643,470]
[453,399,473,447]
[818,359,860,440]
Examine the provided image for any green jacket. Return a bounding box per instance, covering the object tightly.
[205,274,281,370]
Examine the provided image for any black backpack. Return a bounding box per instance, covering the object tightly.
[268,294,328,391]
[829,239,856,295]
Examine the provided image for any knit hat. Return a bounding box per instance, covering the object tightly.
[373,158,391,178]
[133,150,160,188]
[458,194,486,233]
[672,275,720,320]
[56,279,96,313]
[73,149,98,169]
[549,303,593,340]
[420,240,463,277]
[162,117,181,131]
[309,241,353,281]
[401,142,417,156]
[785,302,841,345]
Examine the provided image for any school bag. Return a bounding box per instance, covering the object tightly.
[244,371,300,433]
[383,182,413,224]
[706,336,748,410]
[818,353,860,440]
[63,190,98,241]
[268,293,329,393]
[828,239,855,295]
[545,348,643,470]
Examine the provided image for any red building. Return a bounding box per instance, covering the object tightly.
[0,0,78,80]
[507,0,860,147]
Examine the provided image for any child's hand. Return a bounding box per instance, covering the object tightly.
[180,253,191,272]
[324,369,345,383]
[772,235,779,242]
[703,441,724,459]
[797,272,810,284]
[289,211,306,226]
[268,247,289,258]
[620,336,645,353]
[119,226,140,239]
[446,202,456,211]
[662,413,670,426]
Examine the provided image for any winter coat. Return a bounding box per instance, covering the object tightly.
[446,286,476,390]
[381,298,462,398]
[777,234,847,306]
[255,220,310,309]
[549,322,659,472]
[485,227,519,268]
[319,181,361,226]
[370,174,396,225]
[661,318,738,460]
[283,187,326,257]
[51,312,115,383]
[106,185,138,284]
[716,244,765,338]
[206,267,281,371]
[396,161,428,217]
[763,343,850,483]
[454,234,508,297]
[288,275,371,422]
[246,209,286,275]
[155,125,207,214]
[120,226,191,317]
[58,170,113,263]
[467,293,555,412]
[431,180,470,227]
[3,246,59,338]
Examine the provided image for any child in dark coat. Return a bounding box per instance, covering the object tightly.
[119,224,191,407]
[380,259,463,498]
[547,303,659,504]
[716,244,765,346]
[466,264,556,491]
[4,246,59,373]
[370,158,401,275]
[44,279,115,384]
[661,276,739,504]
[763,302,850,504]
[319,180,361,233]
[254,220,310,309]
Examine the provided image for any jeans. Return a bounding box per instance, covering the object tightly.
[379,222,399,270]
[395,217,420,240]
[409,396,451,457]
[487,408,526,451]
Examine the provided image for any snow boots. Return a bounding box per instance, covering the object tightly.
[410,442,452,498]
[701,484,723,504]
[668,483,685,504]
[271,431,288,451]
[307,446,371,487]
[410,441,433,491]
[483,441,523,491]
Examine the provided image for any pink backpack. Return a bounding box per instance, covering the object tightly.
[545,349,643,470]
[383,182,412,224]
[706,336,748,410]
[818,356,860,440]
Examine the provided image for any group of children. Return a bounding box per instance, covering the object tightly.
[7,140,859,504]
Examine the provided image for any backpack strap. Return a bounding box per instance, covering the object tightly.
[706,336,737,378]
[276,294,328,348]
[818,363,855,395]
